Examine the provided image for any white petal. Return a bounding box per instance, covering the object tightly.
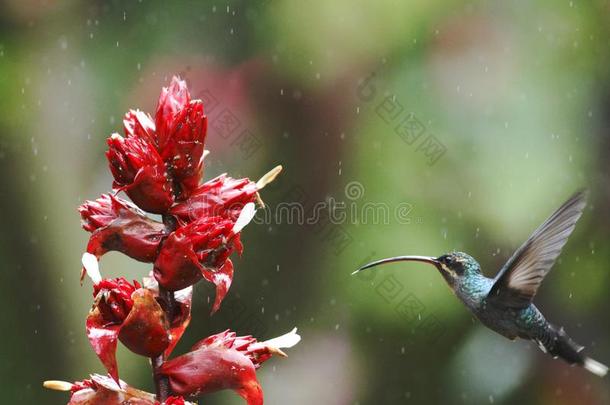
[263,327,301,349]
[43,381,73,391]
[233,202,256,233]
[82,252,101,285]
[256,165,283,189]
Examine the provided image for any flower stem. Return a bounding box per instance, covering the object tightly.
[152,214,180,404]
[151,351,169,402]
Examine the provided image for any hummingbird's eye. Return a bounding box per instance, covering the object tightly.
[440,255,453,265]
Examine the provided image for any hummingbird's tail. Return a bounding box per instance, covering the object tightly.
[583,358,608,377]
[536,325,608,377]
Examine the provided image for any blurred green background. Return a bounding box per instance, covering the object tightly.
[1,1,610,404]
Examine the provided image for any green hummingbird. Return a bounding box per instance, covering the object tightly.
[353,190,607,377]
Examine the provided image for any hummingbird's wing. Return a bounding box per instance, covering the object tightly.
[487,190,588,309]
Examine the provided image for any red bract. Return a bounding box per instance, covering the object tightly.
[112,76,208,203]
[143,275,193,358]
[159,328,300,404]
[161,99,207,199]
[84,259,170,383]
[192,328,302,369]
[107,133,174,213]
[66,375,157,405]
[162,396,187,405]
[154,203,255,312]
[124,109,157,146]
[79,194,166,264]
[155,76,191,149]
[170,166,282,223]
[170,174,257,222]
[93,278,140,323]
[44,374,181,405]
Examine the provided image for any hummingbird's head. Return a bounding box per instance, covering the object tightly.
[353,251,481,287]
[434,251,481,284]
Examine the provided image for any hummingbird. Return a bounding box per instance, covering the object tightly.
[353,190,607,377]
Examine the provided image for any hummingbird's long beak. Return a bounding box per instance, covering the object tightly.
[352,255,440,275]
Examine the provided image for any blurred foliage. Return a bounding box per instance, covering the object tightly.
[1,0,610,404]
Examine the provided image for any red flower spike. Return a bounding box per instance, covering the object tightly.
[106,134,174,214]
[123,109,157,146]
[79,194,166,264]
[169,165,283,223]
[44,374,160,405]
[158,328,300,404]
[48,77,294,405]
[154,203,255,311]
[155,76,191,150]
[161,100,207,199]
[84,261,171,383]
